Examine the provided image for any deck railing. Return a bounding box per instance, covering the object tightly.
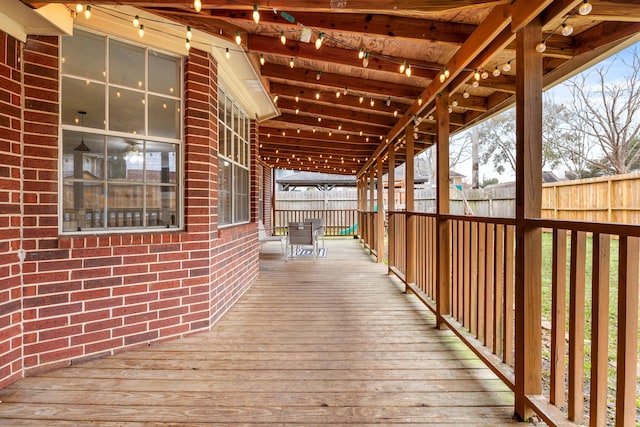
[386,210,639,426]
[273,209,357,236]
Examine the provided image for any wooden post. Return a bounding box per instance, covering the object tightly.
[514,18,543,420]
[435,90,451,329]
[405,128,416,286]
[369,169,375,250]
[376,156,385,263]
[388,144,396,271]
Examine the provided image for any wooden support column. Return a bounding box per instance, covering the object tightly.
[514,18,543,420]
[388,144,396,271]
[376,156,385,263]
[435,90,451,329]
[369,169,375,250]
[357,178,363,240]
[405,128,416,286]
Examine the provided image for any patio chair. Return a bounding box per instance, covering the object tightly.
[287,221,318,257]
[304,218,325,247]
[258,220,285,255]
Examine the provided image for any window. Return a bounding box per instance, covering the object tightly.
[60,29,182,232]
[218,88,250,225]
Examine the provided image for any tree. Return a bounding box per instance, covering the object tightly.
[562,46,640,175]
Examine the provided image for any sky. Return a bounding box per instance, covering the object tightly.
[448,40,640,184]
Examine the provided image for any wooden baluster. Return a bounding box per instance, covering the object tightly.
[470,222,478,336]
[485,223,495,349]
[568,230,586,423]
[504,224,514,366]
[550,228,567,407]
[494,223,505,357]
[477,222,486,341]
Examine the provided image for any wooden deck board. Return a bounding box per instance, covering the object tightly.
[0,239,526,426]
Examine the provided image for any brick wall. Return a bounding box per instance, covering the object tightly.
[0,32,24,390]
[0,33,261,388]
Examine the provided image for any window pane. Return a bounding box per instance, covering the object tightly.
[61,30,105,81]
[218,125,225,157]
[62,181,105,231]
[147,185,177,227]
[234,166,249,222]
[109,39,145,89]
[61,77,105,129]
[109,87,145,134]
[62,130,105,179]
[148,95,180,139]
[149,51,180,96]
[106,137,144,182]
[145,142,177,184]
[218,159,232,225]
[107,184,143,227]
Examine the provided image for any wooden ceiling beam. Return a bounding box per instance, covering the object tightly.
[269,82,412,111]
[247,35,440,80]
[265,113,390,136]
[275,99,396,127]
[261,63,424,99]
[573,21,640,56]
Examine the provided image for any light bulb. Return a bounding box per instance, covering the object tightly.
[225,48,230,59]
[448,106,453,113]
[452,100,458,107]
[315,92,320,100]
[138,24,144,38]
[439,71,446,83]
[386,97,391,107]
[315,33,324,50]
[536,42,547,53]
[474,70,481,81]
[260,54,265,65]
[83,5,91,19]
[481,70,489,79]
[405,65,411,77]
[295,108,299,114]
[394,109,398,117]
[318,117,322,122]
[359,96,364,104]
[295,96,299,102]
[502,61,512,72]
[561,23,574,36]
[358,48,365,59]
[338,124,342,130]
[235,31,242,45]
[418,98,423,106]
[289,58,294,68]
[493,67,501,77]
[343,86,348,95]
[578,0,592,15]
[362,53,369,68]
[336,90,341,98]
[185,39,191,51]
[399,61,406,74]
[444,67,450,78]
[194,0,202,13]
[75,4,83,13]
[316,71,321,80]
[463,90,470,99]
[280,31,286,45]
[253,5,260,24]
[370,99,374,107]
[133,15,139,27]
[186,26,192,40]
[472,80,479,88]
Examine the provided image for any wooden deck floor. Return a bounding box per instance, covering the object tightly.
[0,239,527,426]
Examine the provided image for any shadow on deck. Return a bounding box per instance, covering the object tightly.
[0,239,528,426]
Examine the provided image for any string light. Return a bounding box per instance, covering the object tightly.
[451,100,458,107]
[315,32,324,49]
[185,38,191,51]
[132,15,139,27]
[138,24,144,38]
[474,70,481,81]
[418,98,423,106]
[561,22,574,36]
[502,61,512,72]
[385,97,391,107]
[394,109,398,117]
[260,54,265,65]
[358,48,365,59]
[443,67,450,78]
[362,53,369,68]
[336,90,341,98]
[84,5,91,19]
[439,70,446,83]
[399,61,406,74]
[235,31,242,45]
[280,31,286,45]
[315,92,320,100]
[578,0,592,15]
[405,65,412,77]
[75,4,84,13]
[481,70,489,79]
[289,57,294,68]
[225,48,231,59]
[463,90,470,99]
[492,66,501,77]
[370,99,374,107]
[343,86,348,95]
[359,95,364,104]
[536,42,547,53]
[472,80,479,88]
[252,4,260,24]
[295,95,299,102]
[316,71,322,80]
[194,0,202,13]
[186,26,192,40]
